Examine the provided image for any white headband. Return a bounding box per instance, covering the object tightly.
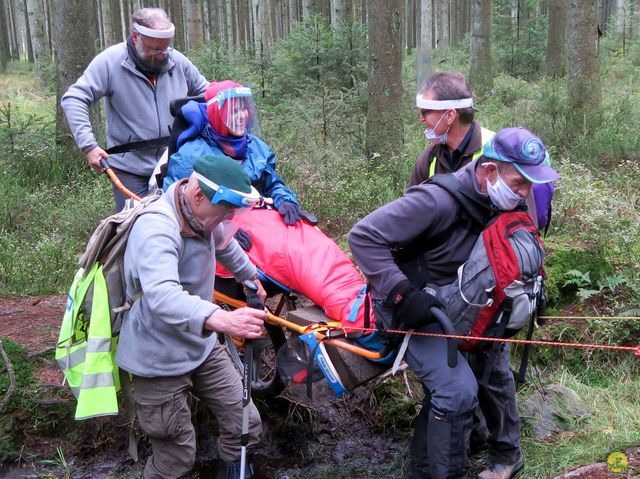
[133,22,175,39]
[416,96,474,110]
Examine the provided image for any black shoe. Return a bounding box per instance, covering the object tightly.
[477,456,524,479]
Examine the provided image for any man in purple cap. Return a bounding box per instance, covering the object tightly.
[348,126,559,479]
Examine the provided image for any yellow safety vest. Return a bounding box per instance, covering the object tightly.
[55,264,120,419]
[428,126,495,178]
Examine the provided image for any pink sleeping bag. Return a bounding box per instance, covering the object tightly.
[216,208,369,330]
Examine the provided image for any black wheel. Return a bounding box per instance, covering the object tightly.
[224,323,287,399]
[215,276,294,399]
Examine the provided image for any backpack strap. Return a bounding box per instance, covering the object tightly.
[393,174,491,271]
[428,174,490,228]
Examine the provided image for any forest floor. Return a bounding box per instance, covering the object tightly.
[0,295,638,479]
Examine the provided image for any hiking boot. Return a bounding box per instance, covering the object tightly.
[477,456,524,479]
[216,460,253,479]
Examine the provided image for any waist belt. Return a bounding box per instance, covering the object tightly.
[106,136,170,155]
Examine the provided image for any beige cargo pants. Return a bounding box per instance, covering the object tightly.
[132,342,262,479]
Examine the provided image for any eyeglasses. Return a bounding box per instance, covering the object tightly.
[144,45,172,56]
[138,36,172,56]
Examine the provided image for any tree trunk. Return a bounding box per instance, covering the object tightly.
[252,0,271,62]
[567,0,601,132]
[169,0,185,51]
[331,0,346,27]
[7,0,20,60]
[450,0,458,46]
[599,0,613,35]
[237,0,247,47]
[52,0,99,147]
[21,0,34,62]
[438,0,448,49]
[224,0,232,46]
[301,0,313,18]
[207,0,221,42]
[420,0,432,51]
[186,0,204,50]
[545,0,566,77]
[26,0,50,83]
[365,0,403,163]
[468,0,492,91]
[406,0,415,51]
[0,0,9,72]
[120,0,130,40]
[101,0,120,45]
[288,0,298,26]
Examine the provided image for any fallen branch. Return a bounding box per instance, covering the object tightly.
[27,346,55,358]
[0,340,16,413]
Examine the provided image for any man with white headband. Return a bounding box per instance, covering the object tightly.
[62,7,208,211]
[117,153,266,479]
[410,71,494,187]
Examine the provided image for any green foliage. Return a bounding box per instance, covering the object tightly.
[0,94,112,294]
[269,16,368,96]
[372,376,420,433]
[190,43,259,89]
[518,364,640,479]
[492,0,548,80]
[0,339,34,410]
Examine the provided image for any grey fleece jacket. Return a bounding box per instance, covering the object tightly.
[61,42,208,177]
[348,160,492,301]
[116,182,257,377]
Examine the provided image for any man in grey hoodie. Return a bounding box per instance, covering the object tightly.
[61,7,208,211]
[116,153,266,479]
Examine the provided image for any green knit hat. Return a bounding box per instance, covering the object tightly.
[192,154,260,207]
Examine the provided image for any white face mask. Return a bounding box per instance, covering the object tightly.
[423,111,450,144]
[486,172,524,211]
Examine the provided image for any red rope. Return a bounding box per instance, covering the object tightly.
[337,325,640,357]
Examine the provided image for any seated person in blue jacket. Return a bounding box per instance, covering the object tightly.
[163,80,302,236]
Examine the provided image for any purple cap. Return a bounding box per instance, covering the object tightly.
[482,127,560,184]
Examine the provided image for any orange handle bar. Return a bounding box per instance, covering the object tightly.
[100,158,142,201]
[214,291,382,360]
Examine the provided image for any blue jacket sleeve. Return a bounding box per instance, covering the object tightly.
[248,137,298,208]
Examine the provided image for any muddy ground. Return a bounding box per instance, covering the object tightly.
[0,295,409,479]
[1,295,638,479]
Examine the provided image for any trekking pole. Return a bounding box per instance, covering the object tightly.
[99,158,142,202]
[240,280,264,479]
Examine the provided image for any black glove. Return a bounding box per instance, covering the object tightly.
[278,201,302,225]
[234,228,252,251]
[386,280,442,329]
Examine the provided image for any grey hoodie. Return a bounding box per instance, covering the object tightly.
[61,42,208,176]
[116,182,257,377]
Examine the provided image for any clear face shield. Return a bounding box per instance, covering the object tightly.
[206,87,261,138]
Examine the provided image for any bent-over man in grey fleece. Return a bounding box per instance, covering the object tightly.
[61,7,208,211]
[348,127,560,479]
[116,154,266,479]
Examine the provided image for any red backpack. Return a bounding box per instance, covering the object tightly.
[407,174,546,352]
[429,210,545,351]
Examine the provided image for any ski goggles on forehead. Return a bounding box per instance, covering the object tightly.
[206,87,253,108]
[193,172,261,208]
